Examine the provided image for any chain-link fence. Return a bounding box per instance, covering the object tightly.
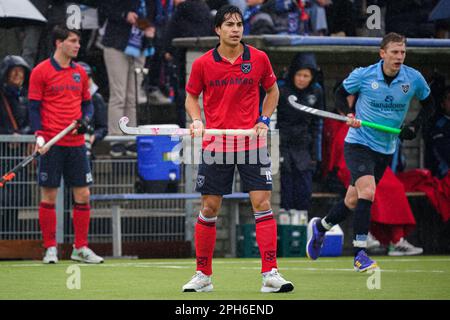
[0,135,186,244]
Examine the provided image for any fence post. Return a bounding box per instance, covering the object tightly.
[112,204,122,257]
[56,178,64,244]
[185,163,194,252]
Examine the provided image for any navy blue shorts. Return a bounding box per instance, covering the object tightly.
[38,145,93,188]
[195,148,273,195]
[344,142,393,186]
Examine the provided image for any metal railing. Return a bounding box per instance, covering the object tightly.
[0,135,186,243]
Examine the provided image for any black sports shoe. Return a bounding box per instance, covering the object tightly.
[110,143,126,157]
[125,142,137,157]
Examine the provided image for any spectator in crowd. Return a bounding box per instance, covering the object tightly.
[306,0,330,36]
[230,0,248,13]
[243,0,276,35]
[101,0,156,157]
[77,61,108,161]
[325,0,357,37]
[163,0,214,127]
[144,0,176,105]
[260,0,302,35]
[425,86,450,179]
[26,1,76,66]
[21,0,50,68]
[0,56,31,135]
[206,0,229,12]
[385,0,435,38]
[0,55,31,234]
[277,52,324,220]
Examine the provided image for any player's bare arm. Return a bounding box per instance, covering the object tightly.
[185,92,204,137]
[254,82,279,136]
[335,83,361,128]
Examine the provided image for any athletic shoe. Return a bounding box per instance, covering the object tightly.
[261,268,294,293]
[306,217,325,260]
[182,271,213,292]
[71,246,104,264]
[354,250,378,272]
[125,142,137,157]
[43,246,58,264]
[148,87,171,105]
[367,232,381,250]
[110,143,126,157]
[388,238,423,256]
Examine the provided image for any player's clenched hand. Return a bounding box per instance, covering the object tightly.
[254,122,268,137]
[346,113,361,128]
[398,124,417,141]
[190,119,204,137]
[34,135,49,155]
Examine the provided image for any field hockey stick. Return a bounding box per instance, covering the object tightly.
[119,116,257,136]
[0,121,78,188]
[288,95,401,134]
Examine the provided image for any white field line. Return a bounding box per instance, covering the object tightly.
[2,257,450,268]
[0,260,448,274]
[230,266,446,273]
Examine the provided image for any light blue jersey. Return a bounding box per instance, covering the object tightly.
[343,60,430,154]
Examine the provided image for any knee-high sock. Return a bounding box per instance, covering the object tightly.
[353,199,373,255]
[317,200,352,232]
[73,203,91,249]
[255,209,278,273]
[39,202,56,248]
[195,212,217,276]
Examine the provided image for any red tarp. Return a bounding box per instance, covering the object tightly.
[397,169,450,222]
[321,118,351,187]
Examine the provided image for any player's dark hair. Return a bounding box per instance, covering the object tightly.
[214,5,243,28]
[52,24,81,47]
[380,32,406,50]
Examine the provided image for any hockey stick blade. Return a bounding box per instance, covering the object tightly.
[119,117,191,136]
[119,117,256,136]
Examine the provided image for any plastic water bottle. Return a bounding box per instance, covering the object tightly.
[168,87,175,103]
[299,210,308,226]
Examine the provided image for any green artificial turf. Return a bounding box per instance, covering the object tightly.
[0,256,449,300]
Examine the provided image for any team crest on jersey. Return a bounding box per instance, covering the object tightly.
[401,84,410,94]
[371,81,379,90]
[241,63,252,74]
[306,94,317,106]
[72,73,81,83]
[196,175,205,188]
[40,172,48,182]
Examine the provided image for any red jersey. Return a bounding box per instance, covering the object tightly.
[28,57,90,146]
[186,43,276,151]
